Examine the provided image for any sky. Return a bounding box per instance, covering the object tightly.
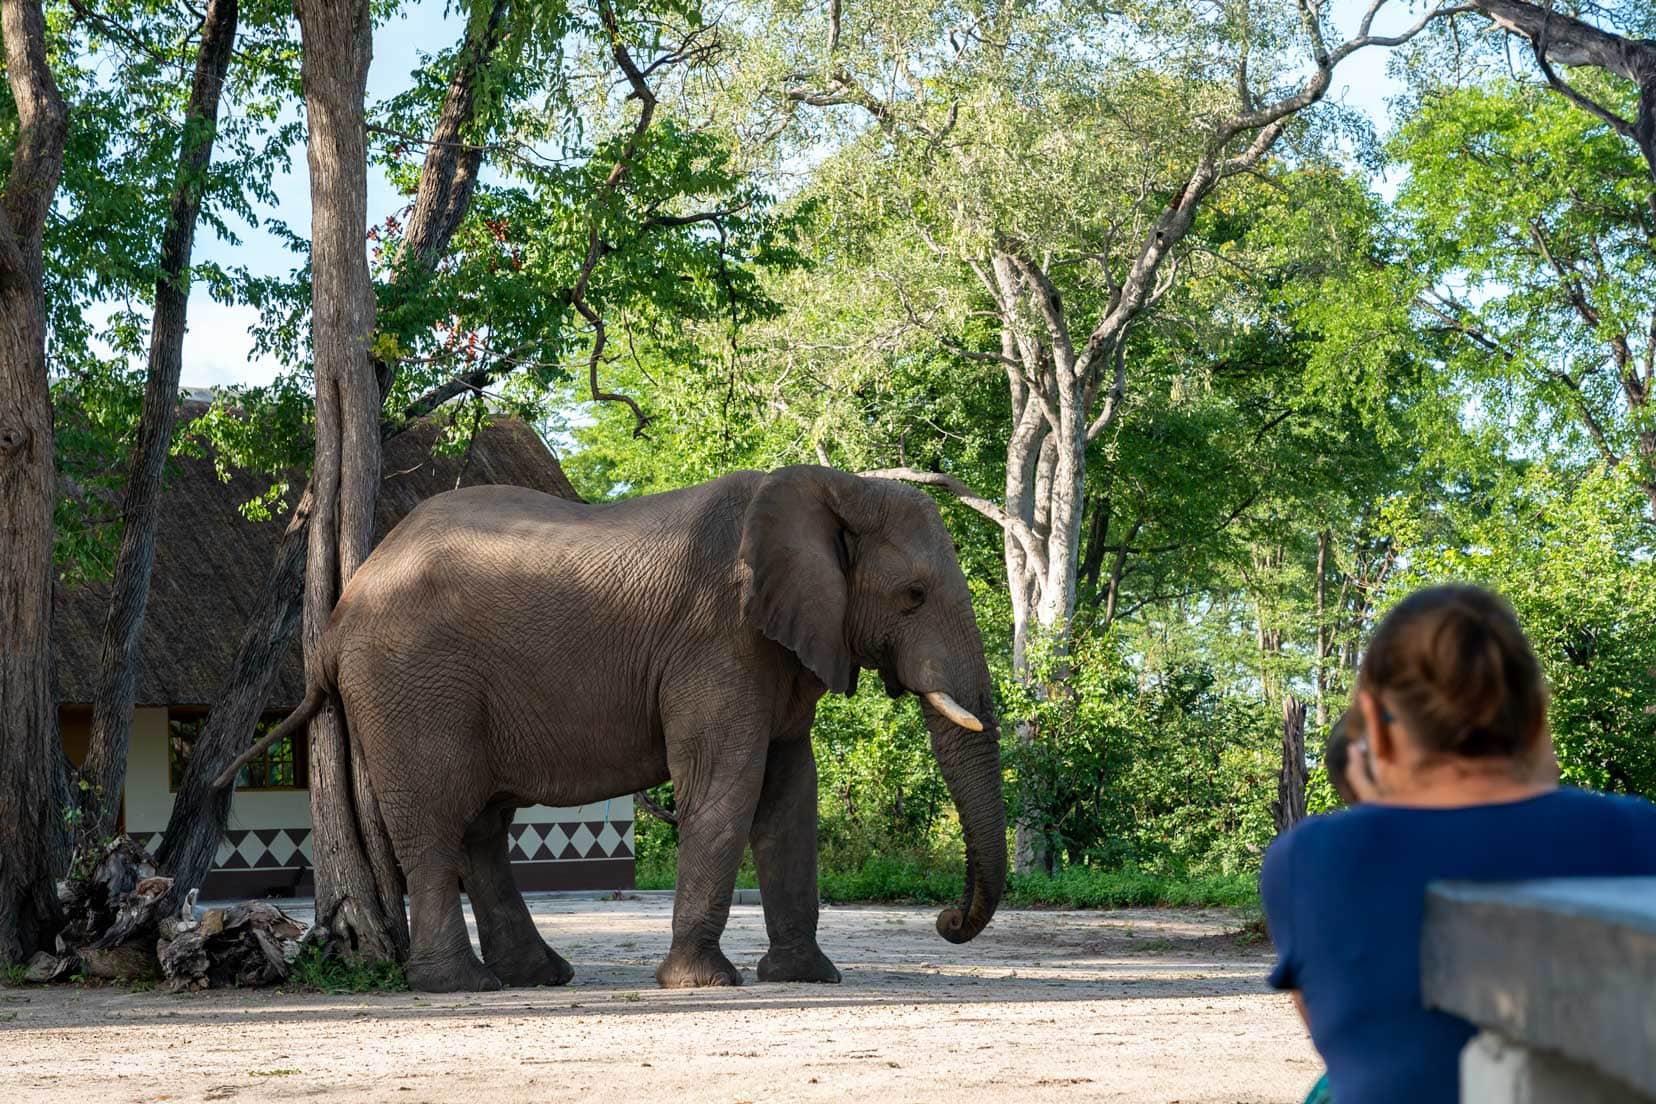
[162,0,1410,392]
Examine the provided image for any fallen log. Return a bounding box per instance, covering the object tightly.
[158,898,309,991]
[44,835,313,990]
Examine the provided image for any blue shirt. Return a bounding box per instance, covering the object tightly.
[1261,788,1656,1104]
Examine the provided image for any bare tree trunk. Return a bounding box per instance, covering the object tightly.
[296,0,407,960]
[154,490,310,907]
[156,0,509,910]
[1314,529,1329,730]
[1275,696,1308,835]
[79,0,240,847]
[0,0,71,965]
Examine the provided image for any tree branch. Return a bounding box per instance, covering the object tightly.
[394,0,511,277]
[1,0,70,291]
[1464,0,1656,183]
[1467,0,1653,78]
[1084,340,1127,443]
[1005,250,1076,375]
[567,0,662,438]
[860,465,1049,579]
[1072,1,1467,394]
[633,788,678,826]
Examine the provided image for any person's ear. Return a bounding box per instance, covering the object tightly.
[1355,689,1390,761]
[1526,719,1560,784]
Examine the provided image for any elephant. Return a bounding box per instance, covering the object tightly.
[222,464,1007,992]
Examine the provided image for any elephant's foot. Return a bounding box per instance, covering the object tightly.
[757,943,842,984]
[407,951,503,993]
[487,942,575,988]
[655,943,743,988]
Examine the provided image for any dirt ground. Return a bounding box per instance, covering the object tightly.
[0,895,1316,1104]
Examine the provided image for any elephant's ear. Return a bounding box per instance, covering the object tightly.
[739,465,873,695]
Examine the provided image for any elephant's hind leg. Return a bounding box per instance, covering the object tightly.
[404,847,502,993]
[462,805,573,987]
[655,726,769,989]
[751,737,841,983]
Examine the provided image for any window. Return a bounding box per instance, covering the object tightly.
[168,711,308,791]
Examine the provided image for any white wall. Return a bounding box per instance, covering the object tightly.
[123,710,633,837]
[515,798,634,825]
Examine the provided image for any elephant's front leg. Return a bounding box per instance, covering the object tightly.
[655,736,767,989]
[751,736,840,983]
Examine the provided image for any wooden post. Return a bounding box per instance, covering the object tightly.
[1275,696,1308,834]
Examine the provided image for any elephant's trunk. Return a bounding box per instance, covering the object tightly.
[922,695,1006,945]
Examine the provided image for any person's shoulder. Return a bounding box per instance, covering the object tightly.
[1279,804,1390,842]
[1547,786,1656,826]
[1265,807,1373,870]
[1544,785,1656,813]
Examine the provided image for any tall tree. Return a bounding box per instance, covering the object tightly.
[1344,82,1656,517]
[731,0,1458,869]
[157,0,511,914]
[1462,0,1656,185]
[77,0,241,847]
[0,0,71,965]
[294,0,406,958]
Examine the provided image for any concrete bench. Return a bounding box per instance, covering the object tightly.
[1422,878,1656,1103]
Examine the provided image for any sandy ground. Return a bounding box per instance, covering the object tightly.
[0,895,1316,1104]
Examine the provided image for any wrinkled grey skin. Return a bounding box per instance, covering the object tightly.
[315,464,1006,992]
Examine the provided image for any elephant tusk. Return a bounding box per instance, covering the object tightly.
[922,690,984,732]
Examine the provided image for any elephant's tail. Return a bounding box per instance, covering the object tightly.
[212,684,329,788]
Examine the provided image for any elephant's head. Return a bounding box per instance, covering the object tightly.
[739,465,1006,944]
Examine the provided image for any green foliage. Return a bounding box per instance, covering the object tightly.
[1003,633,1280,875]
[29,0,1656,910]
[811,688,960,874]
[632,784,680,889]
[287,945,408,993]
[639,844,1261,908]
[819,856,1259,909]
[1389,81,1656,482]
[1386,461,1656,794]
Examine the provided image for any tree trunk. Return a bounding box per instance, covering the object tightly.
[79,0,240,847]
[1275,695,1308,835]
[296,0,406,959]
[0,0,71,966]
[156,0,507,913]
[154,490,310,907]
[1314,529,1329,730]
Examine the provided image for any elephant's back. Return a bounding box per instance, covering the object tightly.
[327,474,758,791]
[331,475,757,646]
[377,476,756,565]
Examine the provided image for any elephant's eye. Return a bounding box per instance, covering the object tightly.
[904,583,927,611]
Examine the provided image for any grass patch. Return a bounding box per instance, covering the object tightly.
[287,946,407,994]
[815,854,1259,909]
[636,856,758,892]
[820,855,965,905]
[637,848,1260,910]
[248,1068,300,1077]
[3,964,28,986]
[634,859,676,891]
[1007,866,1260,909]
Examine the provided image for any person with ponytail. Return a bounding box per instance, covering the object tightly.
[1262,584,1656,1104]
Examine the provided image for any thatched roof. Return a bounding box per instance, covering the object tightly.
[54,401,582,708]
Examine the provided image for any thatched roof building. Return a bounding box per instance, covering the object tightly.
[50,399,632,897]
[53,400,583,708]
